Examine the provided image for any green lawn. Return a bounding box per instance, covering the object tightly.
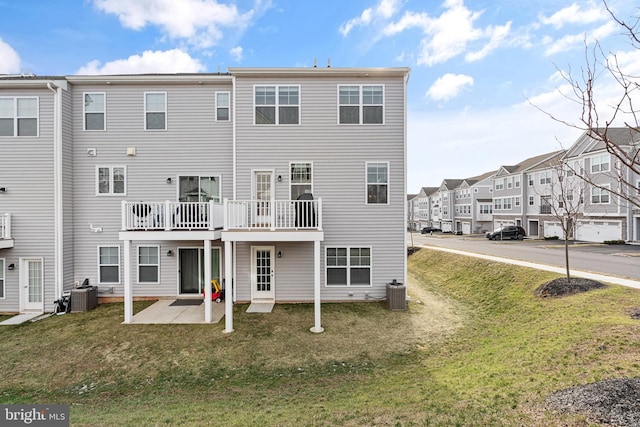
[1,248,639,426]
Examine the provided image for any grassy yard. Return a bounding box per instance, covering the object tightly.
[1,248,639,426]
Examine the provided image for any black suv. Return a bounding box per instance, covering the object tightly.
[421,226,441,234]
[486,226,526,241]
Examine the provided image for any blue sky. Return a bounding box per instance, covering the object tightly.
[1,0,638,193]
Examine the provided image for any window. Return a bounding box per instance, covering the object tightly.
[98,246,120,284]
[254,85,299,125]
[290,162,312,200]
[97,166,126,195]
[539,170,552,185]
[591,154,610,173]
[0,97,38,136]
[366,162,388,204]
[514,176,521,188]
[494,198,502,210]
[215,92,230,121]
[338,85,383,124]
[529,196,535,206]
[326,247,371,286]
[0,259,4,298]
[540,195,552,214]
[591,186,610,204]
[507,177,513,189]
[528,174,534,186]
[503,198,512,210]
[84,92,105,130]
[138,246,159,283]
[514,197,521,207]
[179,176,220,203]
[495,179,504,191]
[145,92,166,130]
[479,204,492,214]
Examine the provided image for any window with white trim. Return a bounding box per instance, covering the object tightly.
[338,85,383,124]
[528,174,534,186]
[215,92,230,121]
[529,196,535,206]
[84,92,105,130]
[178,176,220,203]
[540,195,552,214]
[0,258,4,298]
[326,247,371,286]
[254,85,299,125]
[97,166,126,195]
[539,170,552,185]
[98,246,120,284]
[145,92,166,130]
[591,154,610,173]
[0,97,38,136]
[507,177,513,189]
[290,162,312,200]
[514,176,521,188]
[591,186,610,204]
[494,198,502,210]
[479,204,492,214]
[495,179,504,191]
[514,197,521,207]
[366,162,388,204]
[503,197,512,210]
[138,246,159,283]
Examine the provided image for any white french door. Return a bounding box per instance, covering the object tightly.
[251,246,275,301]
[253,171,273,226]
[21,258,43,312]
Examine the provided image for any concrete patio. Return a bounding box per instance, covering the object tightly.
[131,299,225,324]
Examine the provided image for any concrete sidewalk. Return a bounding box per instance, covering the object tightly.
[419,244,640,290]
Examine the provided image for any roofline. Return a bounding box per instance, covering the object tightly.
[65,74,233,84]
[0,78,68,89]
[227,67,411,78]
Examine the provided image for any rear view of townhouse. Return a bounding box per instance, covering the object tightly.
[0,67,410,331]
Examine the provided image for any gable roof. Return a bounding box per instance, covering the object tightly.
[494,150,564,177]
[566,127,640,158]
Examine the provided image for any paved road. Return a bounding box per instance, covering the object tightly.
[407,232,640,280]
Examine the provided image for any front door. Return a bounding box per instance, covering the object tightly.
[251,246,275,301]
[253,171,273,227]
[179,248,221,295]
[21,258,43,312]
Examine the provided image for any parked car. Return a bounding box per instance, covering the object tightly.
[421,226,441,234]
[486,226,526,240]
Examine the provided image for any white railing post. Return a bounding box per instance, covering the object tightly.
[165,200,172,231]
[317,198,322,230]
[270,199,276,231]
[223,199,228,230]
[209,200,215,231]
[121,200,127,230]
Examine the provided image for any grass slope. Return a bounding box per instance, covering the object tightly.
[1,249,639,426]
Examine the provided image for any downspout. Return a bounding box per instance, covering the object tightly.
[47,82,63,300]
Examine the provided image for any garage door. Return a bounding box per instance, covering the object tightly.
[544,221,564,239]
[462,222,471,234]
[442,222,452,232]
[576,221,621,242]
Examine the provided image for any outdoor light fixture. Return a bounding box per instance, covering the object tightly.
[277,251,282,258]
[167,250,173,257]
[8,264,15,270]
[166,177,172,184]
[277,175,282,182]
[0,187,6,193]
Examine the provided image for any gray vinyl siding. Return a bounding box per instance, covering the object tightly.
[61,89,75,290]
[0,89,56,312]
[233,75,406,301]
[70,82,233,296]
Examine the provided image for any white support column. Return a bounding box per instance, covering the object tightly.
[123,240,133,323]
[310,240,324,333]
[204,239,212,323]
[223,240,234,333]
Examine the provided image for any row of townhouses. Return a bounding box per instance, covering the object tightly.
[0,66,410,331]
[409,128,640,244]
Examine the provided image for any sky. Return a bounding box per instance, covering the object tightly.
[1,0,638,194]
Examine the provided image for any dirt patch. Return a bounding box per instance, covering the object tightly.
[629,307,640,320]
[534,277,606,298]
[545,377,640,426]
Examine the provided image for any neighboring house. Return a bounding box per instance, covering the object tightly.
[412,186,438,230]
[407,193,418,230]
[436,179,463,233]
[464,170,495,234]
[0,66,411,333]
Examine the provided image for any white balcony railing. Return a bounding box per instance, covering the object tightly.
[0,213,10,239]
[224,199,322,231]
[121,201,224,231]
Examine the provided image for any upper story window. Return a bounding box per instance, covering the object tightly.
[495,179,504,191]
[507,177,513,189]
[366,162,388,204]
[178,176,220,203]
[145,92,167,130]
[338,85,384,124]
[529,195,535,206]
[254,85,299,125]
[528,174,534,186]
[590,154,610,173]
[97,166,126,196]
[540,195,552,214]
[539,170,552,185]
[591,186,610,204]
[215,92,230,122]
[290,162,312,200]
[514,176,521,188]
[84,93,105,130]
[0,97,38,137]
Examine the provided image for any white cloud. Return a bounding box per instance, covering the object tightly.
[339,0,401,36]
[229,46,243,62]
[0,39,21,74]
[75,49,206,74]
[383,0,511,66]
[92,0,254,49]
[543,21,618,56]
[539,1,605,29]
[426,73,474,102]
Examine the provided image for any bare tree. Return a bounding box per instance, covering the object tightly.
[532,1,640,209]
